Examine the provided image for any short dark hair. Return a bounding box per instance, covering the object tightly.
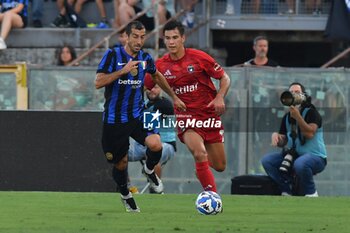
[126,21,145,35]
[253,36,268,45]
[289,82,306,93]
[163,20,185,36]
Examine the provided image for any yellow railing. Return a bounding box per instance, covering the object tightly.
[0,63,28,110]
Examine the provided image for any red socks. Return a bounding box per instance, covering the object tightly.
[195,161,217,192]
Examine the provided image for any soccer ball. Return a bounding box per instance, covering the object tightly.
[195,191,223,215]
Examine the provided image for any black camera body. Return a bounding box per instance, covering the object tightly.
[280,91,306,106]
[279,148,298,173]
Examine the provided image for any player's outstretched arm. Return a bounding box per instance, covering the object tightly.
[151,70,186,111]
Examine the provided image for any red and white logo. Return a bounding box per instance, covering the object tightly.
[164,69,176,79]
[164,69,172,76]
[213,63,222,71]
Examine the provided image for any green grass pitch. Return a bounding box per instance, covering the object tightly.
[1,191,349,233]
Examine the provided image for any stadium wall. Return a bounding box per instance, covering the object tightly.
[0,111,116,192]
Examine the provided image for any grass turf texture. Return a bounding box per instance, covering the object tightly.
[1,192,349,233]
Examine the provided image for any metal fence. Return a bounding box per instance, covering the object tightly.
[212,0,332,16]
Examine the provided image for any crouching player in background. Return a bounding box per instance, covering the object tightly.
[128,84,177,193]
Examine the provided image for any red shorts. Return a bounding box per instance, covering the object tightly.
[177,125,224,144]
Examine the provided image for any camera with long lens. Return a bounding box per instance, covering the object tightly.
[280,91,306,106]
[279,148,297,173]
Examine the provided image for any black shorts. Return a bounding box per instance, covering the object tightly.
[101,117,157,164]
[134,5,171,31]
[20,15,28,28]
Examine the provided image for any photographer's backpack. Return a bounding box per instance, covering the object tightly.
[231,175,281,195]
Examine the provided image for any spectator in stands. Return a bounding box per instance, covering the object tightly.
[250,0,278,14]
[286,0,295,14]
[31,0,43,27]
[51,0,76,27]
[140,0,174,31]
[306,0,321,15]
[128,84,176,193]
[261,82,327,197]
[51,0,84,27]
[118,29,128,45]
[113,28,127,48]
[55,44,83,110]
[51,0,108,28]
[244,36,278,67]
[251,0,260,14]
[113,0,139,28]
[225,0,242,15]
[285,0,321,15]
[93,0,109,28]
[179,0,197,28]
[56,45,78,66]
[114,0,174,31]
[0,0,28,50]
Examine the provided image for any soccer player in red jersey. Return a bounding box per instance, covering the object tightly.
[145,20,231,192]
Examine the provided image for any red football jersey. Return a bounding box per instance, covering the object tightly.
[154,48,225,120]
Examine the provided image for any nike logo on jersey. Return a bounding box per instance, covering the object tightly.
[117,62,126,66]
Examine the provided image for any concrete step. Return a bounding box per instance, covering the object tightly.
[7,28,119,49]
[0,48,106,66]
[0,47,227,67]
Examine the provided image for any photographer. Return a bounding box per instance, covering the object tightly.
[261,82,327,197]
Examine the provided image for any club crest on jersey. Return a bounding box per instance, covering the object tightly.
[187,65,195,73]
[105,152,113,161]
[130,68,138,77]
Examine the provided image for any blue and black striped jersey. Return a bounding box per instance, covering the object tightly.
[0,0,28,17]
[97,46,156,124]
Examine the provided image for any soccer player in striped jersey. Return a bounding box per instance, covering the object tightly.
[95,21,185,212]
[145,20,231,194]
